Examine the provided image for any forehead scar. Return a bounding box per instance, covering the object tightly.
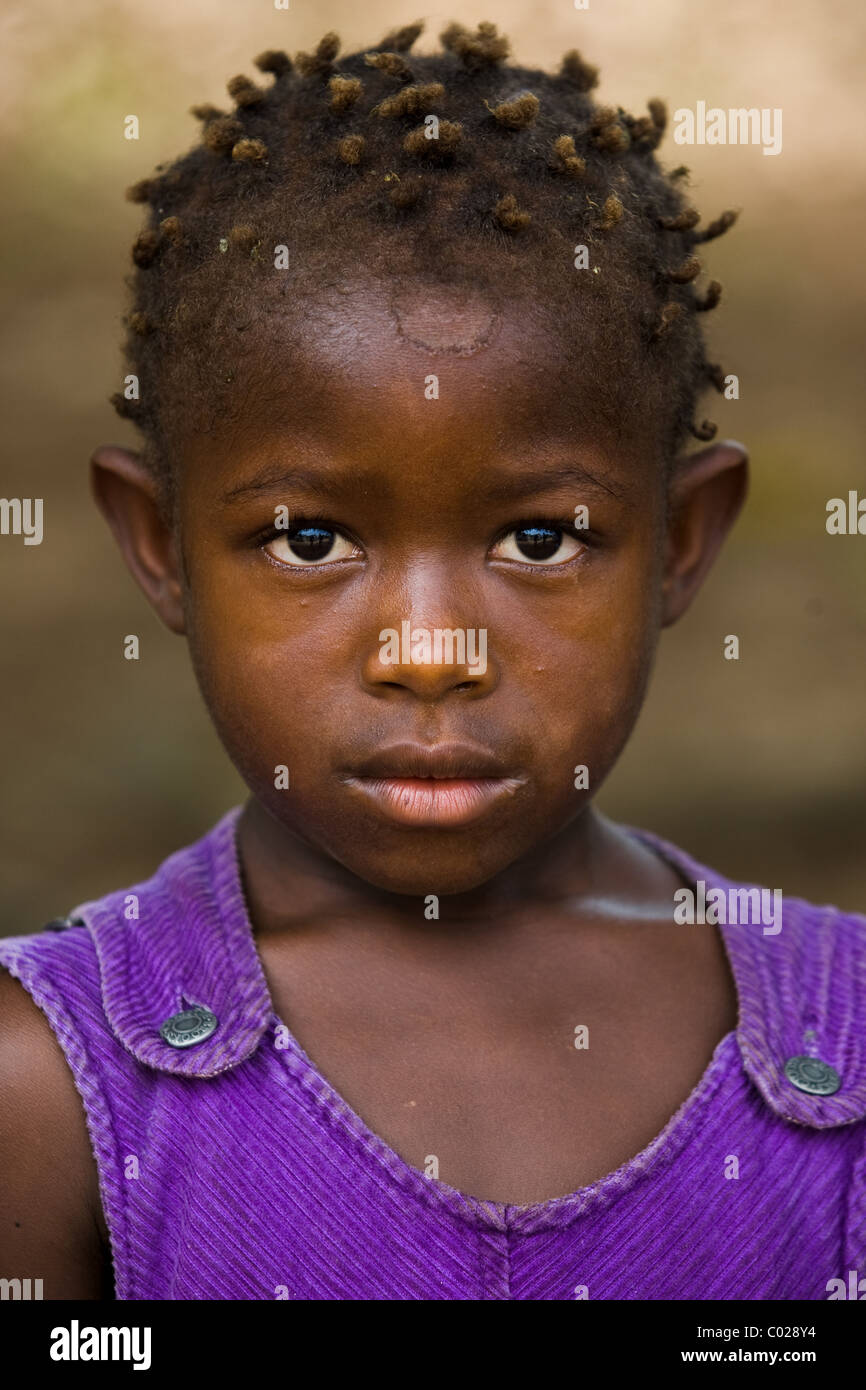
[388,288,503,357]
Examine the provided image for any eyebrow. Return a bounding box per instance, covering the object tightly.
[480,462,627,503]
[218,465,361,507]
[218,458,626,507]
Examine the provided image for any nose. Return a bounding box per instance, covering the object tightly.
[361,617,497,701]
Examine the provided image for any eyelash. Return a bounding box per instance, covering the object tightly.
[255,515,594,566]
[255,514,353,551]
[493,518,590,545]
[256,514,328,536]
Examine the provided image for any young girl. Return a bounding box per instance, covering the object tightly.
[1,20,864,1302]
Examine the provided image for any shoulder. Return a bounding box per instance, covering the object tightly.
[0,950,93,1130]
[0,956,110,1297]
[627,824,866,1129]
[0,807,271,1090]
[714,883,866,1129]
[0,913,101,979]
[0,917,106,1055]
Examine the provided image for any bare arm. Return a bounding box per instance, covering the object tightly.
[0,966,113,1299]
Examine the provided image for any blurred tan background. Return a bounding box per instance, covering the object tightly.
[1,0,864,932]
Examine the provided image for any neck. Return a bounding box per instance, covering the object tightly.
[235,795,679,938]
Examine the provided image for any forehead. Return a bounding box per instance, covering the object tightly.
[250,276,571,405]
[179,277,660,499]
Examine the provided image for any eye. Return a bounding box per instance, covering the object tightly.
[491,523,584,566]
[264,522,360,567]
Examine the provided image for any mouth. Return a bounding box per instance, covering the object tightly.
[342,742,526,828]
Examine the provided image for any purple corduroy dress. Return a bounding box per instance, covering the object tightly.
[1,805,864,1300]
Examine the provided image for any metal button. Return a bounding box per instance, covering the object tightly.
[159,1006,218,1049]
[45,914,86,933]
[784,1055,841,1096]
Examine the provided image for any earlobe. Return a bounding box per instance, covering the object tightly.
[661,438,749,627]
[89,445,187,635]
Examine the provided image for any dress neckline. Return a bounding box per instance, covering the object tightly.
[226,807,743,1234]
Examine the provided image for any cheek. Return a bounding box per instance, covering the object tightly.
[491,540,662,794]
[504,542,660,699]
[181,554,335,776]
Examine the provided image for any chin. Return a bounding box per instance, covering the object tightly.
[337,848,513,899]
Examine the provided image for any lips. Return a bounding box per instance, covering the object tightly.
[342,742,525,827]
[348,741,512,781]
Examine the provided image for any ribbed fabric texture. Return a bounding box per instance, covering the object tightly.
[1,805,865,1300]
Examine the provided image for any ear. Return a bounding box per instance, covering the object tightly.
[661,438,749,627]
[90,445,186,635]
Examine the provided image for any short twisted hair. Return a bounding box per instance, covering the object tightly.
[114,20,738,509]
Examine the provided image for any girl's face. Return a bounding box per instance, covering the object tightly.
[97,280,747,895]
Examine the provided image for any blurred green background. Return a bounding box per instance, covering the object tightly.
[1,0,864,932]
